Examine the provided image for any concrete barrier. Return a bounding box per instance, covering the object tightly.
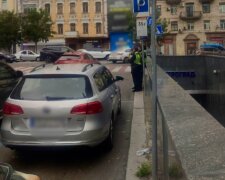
[157,65,225,179]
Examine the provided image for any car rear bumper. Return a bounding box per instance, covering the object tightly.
[1,124,109,148]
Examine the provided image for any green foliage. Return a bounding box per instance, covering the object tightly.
[0,11,20,52]
[169,163,183,178]
[136,162,152,178]
[22,9,54,51]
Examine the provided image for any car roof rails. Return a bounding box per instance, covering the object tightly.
[30,63,51,72]
[82,64,95,72]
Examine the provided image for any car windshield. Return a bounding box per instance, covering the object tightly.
[11,75,93,100]
[59,55,81,60]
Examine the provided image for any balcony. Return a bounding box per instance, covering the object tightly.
[199,0,214,3]
[166,0,181,5]
[179,11,202,21]
[64,31,79,38]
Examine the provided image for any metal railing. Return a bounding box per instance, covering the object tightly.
[144,56,169,179]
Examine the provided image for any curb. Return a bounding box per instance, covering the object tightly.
[125,91,147,180]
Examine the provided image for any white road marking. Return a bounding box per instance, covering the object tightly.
[125,66,131,72]
[111,66,122,72]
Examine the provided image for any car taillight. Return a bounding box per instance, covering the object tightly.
[71,101,103,115]
[3,102,24,115]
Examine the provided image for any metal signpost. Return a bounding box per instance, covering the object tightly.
[150,0,158,179]
[134,0,158,179]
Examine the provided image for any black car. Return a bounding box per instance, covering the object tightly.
[40,46,75,63]
[0,53,16,63]
[0,62,23,120]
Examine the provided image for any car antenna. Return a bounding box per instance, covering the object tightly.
[56,66,60,70]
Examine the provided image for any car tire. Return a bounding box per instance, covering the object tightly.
[105,55,109,60]
[45,56,52,63]
[36,57,40,61]
[123,57,129,63]
[102,116,114,152]
[117,99,121,115]
[112,60,116,64]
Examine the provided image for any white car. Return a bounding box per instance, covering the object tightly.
[77,49,111,60]
[108,48,132,63]
[14,50,40,61]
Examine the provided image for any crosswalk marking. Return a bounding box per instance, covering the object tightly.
[111,66,122,72]
[125,66,131,72]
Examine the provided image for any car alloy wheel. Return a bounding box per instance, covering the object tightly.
[102,116,114,151]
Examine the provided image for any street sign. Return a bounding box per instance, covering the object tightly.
[133,0,149,16]
[136,18,148,38]
[156,24,163,35]
[147,16,152,26]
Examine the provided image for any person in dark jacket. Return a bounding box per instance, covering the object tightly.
[130,47,143,92]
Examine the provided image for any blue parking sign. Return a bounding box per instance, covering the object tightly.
[133,0,149,13]
[147,16,152,26]
[156,25,163,35]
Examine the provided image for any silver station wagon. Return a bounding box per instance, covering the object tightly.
[1,63,123,151]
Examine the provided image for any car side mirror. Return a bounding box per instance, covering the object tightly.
[115,76,124,81]
[15,70,23,78]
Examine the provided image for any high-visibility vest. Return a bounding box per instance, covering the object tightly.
[134,52,142,65]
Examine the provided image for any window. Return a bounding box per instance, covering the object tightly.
[57,3,63,14]
[83,23,88,34]
[204,20,210,30]
[170,6,177,15]
[96,23,102,34]
[24,4,37,13]
[95,2,101,13]
[187,22,194,30]
[202,3,210,13]
[171,21,178,31]
[70,23,76,31]
[70,2,75,14]
[219,3,225,13]
[156,5,161,16]
[11,76,93,100]
[93,68,114,92]
[220,20,225,29]
[57,24,63,34]
[45,3,50,14]
[83,2,88,13]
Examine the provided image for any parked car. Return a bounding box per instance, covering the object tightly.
[1,63,123,151]
[0,62,23,120]
[198,43,225,55]
[108,48,132,63]
[55,51,100,64]
[0,53,16,63]
[14,50,40,61]
[40,46,75,62]
[77,49,111,60]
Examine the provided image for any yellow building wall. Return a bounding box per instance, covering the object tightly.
[47,0,105,39]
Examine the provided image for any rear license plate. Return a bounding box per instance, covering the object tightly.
[28,118,66,129]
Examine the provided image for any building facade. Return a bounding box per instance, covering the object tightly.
[12,0,108,51]
[157,0,225,55]
[0,0,18,11]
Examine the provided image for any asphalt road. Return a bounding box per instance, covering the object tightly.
[0,61,134,180]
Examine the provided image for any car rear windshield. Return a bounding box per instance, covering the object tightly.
[11,75,93,100]
[59,55,81,60]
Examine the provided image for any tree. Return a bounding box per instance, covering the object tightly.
[0,11,20,53]
[22,9,54,52]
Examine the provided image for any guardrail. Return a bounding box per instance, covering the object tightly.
[144,56,170,179]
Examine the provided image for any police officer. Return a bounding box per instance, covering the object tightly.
[130,46,143,92]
